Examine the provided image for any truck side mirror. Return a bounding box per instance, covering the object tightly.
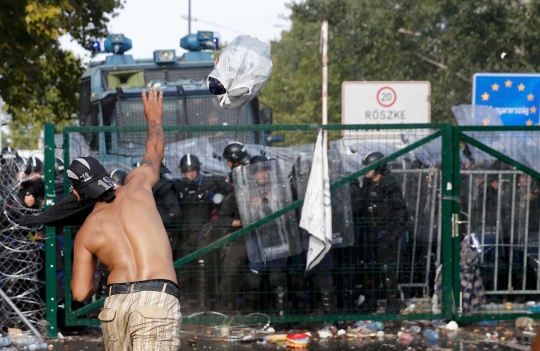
[261,106,273,125]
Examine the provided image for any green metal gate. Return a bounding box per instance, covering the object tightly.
[45,123,529,336]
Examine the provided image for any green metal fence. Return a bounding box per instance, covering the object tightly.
[41,123,540,337]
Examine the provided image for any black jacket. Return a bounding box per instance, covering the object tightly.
[357,173,409,240]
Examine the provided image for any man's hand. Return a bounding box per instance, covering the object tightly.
[142,88,163,123]
[231,219,241,228]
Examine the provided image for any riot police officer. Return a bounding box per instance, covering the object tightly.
[242,155,291,314]
[357,151,409,313]
[174,153,231,311]
[214,142,250,311]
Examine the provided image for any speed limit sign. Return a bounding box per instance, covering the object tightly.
[377,87,397,107]
[341,81,431,129]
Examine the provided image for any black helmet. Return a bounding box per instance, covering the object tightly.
[54,157,65,178]
[362,151,387,174]
[1,147,18,160]
[179,154,201,173]
[110,169,128,186]
[25,156,43,175]
[223,142,249,165]
[250,155,271,172]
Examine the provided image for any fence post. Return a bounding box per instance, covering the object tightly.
[440,124,455,319]
[44,124,58,337]
[451,126,463,318]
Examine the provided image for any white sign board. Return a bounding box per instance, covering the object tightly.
[342,81,431,129]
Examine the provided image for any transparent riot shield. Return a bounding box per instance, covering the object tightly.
[232,159,302,263]
[294,152,355,248]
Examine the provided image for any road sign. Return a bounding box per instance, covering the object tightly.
[473,73,540,126]
[342,81,431,128]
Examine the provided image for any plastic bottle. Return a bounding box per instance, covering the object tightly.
[353,321,384,331]
[366,322,384,331]
[406,326,421,333]
[423,329,439,341]
[0,336,11,347]
[23,343,48,350]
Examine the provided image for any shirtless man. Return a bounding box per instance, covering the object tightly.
[69,88,181,350]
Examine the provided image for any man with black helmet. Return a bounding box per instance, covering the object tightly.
[241,155,295,315]
[214,141,250,311]
[357,151,409,313]
[173,153,231,311]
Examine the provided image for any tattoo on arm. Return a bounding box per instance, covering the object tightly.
[147,120,163,141]
[140,157,155,167]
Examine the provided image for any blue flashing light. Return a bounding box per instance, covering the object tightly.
[104,34,132,55]
[91,40,101,54]
[180,31,218,52]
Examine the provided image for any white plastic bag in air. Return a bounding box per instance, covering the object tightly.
[207,35,272,109]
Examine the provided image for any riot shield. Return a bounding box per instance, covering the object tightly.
[294,152,355,248]
[232,159,302,263]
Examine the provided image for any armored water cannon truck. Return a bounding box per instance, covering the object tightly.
[78,31,274,161]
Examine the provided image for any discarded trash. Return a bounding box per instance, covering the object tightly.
[0,336,11,347]
[353,321,384,331]
[337,329,346,336]
[422,329,439,341]
[220,324,230,337]
[208,35,273,109]
[398,332,414,343]
[317,330,333,339]
[406,326,421,334]
[286,333,310,348]
[265,334,289,342]
[446,321,459,331]
[11,335,41,346]
[376,331,385,338]
[22,343,48,350]
[529,305,540,313]
[515,317,535,329]
[265,327,276,333]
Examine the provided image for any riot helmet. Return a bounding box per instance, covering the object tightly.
[223,141,249,166]
[362,151,387,176]
[54,157,65,178]
[250,155,271,186]
[1,147,18,160]
[25,156,43,175]
[179,154,201,173]
[110,169,128,186]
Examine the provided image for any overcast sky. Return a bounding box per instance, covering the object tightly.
[60,0,292,63]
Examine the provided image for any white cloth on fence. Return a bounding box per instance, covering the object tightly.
[300,129,332,271]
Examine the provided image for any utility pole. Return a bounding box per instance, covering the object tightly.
[188,0,192,34]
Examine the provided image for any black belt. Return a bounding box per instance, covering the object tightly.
[108,279,179,299]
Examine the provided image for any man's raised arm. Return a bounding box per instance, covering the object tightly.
[126,88,164,188]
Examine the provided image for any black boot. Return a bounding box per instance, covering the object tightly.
[273,287,288,316]
[319,288,337,314]
[243,291,259,313]
[382,266,401,314]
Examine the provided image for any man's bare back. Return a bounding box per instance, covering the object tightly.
[76,183,177,285]
[69,88,177,302]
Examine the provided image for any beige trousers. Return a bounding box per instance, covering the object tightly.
[98,286,182,351]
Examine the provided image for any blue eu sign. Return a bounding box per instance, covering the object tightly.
[473,73,540,126]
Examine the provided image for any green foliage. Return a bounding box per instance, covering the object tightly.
[261,0,540,124]
[0,0,123,137]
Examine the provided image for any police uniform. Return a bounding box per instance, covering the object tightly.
[357,152,409,313]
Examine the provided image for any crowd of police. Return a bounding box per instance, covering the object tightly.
[3,142,540,318]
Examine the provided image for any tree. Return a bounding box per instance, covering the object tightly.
[0,0,124,146]
[261,0,540,125]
